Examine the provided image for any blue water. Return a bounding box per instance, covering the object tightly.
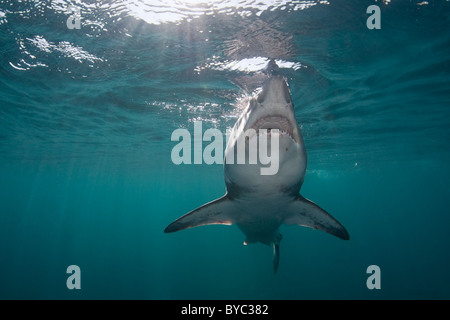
[1,0,449,299]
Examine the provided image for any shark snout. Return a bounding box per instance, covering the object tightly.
[257,75,292,106]
[248,75,300,143]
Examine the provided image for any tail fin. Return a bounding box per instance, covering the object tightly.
[272,229,282,273]
[273,243,280,274]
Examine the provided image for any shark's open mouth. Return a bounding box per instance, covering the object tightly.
[251,116,296,142]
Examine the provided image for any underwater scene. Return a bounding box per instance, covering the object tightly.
[0,0,449,299]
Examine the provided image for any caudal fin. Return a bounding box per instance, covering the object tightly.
[283,195,350,240]
[273,243,280,274]
[164,194,235,233]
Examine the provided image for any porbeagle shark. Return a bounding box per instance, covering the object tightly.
[165,64,349,273]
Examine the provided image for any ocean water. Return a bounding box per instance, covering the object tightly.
[0,0,449,300]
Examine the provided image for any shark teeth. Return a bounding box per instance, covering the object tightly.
[251,116,295,141]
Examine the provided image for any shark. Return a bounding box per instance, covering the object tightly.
[165,67,349,273]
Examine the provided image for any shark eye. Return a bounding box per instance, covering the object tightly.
[250,99,259,110]
[257,90,267,104]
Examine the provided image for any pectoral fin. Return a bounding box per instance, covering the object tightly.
[283,195,350,240]
[164,194,235,233]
